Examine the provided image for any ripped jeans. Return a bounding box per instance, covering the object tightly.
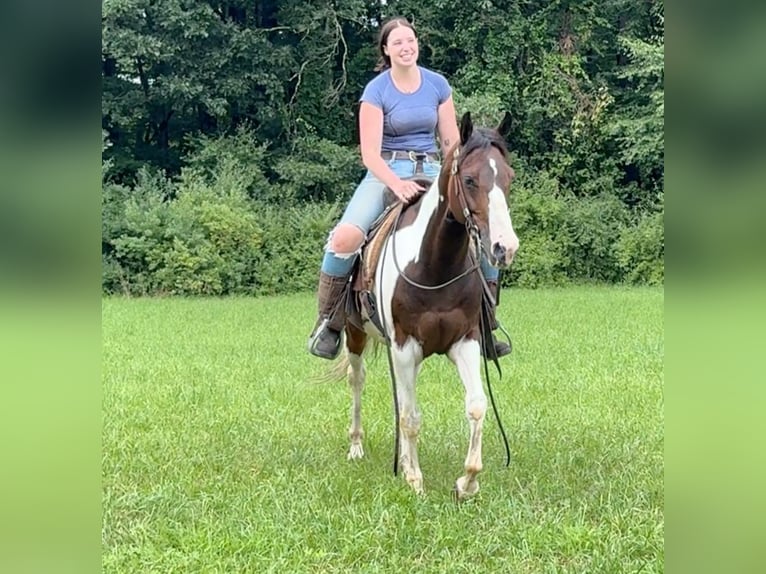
[320,157,498,281]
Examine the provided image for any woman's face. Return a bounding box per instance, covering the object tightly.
[384,26,418,69]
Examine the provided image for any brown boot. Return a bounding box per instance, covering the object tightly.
[484,280,512,358]
[308,272,350,360]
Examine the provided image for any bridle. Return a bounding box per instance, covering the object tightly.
[390,145,492,290]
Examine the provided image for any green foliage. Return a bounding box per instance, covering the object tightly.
[104,165,263,295]
[610,33,664,188]
[505,172,662,288]
[452,91,506,129]
[273,135,363,203]
[102,0,664,291]
[508,173,571,288]
[183,126,271,200]
[102,0,293,177]
[616,207,664,286]
[563,193,630,283]
[249,200,342,295]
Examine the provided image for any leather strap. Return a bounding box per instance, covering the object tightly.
[381,150,440,163]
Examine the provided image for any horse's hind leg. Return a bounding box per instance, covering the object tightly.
[448,339,487,500]
[346,326,367,460]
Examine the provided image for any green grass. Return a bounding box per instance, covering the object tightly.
[102,286,663,573]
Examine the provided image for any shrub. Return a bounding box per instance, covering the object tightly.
[184,126,271,201]
[507,172,571,287]
[273,135,364,203]
[107,163,263,295]
[615,209,664,285]
[250,200,341,295]
[563,193,629,282]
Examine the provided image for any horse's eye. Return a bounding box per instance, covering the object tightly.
[463,176,477,189]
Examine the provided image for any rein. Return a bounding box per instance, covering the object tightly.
[380,145,512,475]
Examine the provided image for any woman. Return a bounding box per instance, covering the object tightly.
[308,17,510,360]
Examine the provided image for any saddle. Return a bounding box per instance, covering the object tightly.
[345,176,433,335]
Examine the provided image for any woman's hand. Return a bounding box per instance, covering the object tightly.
[389,179,426,202]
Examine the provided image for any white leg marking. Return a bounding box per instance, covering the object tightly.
[448,338,487,500]
[347,352,365,460]
[369,177,439,493]
[392,338,425,494]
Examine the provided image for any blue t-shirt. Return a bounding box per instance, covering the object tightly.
[360,66,452,153]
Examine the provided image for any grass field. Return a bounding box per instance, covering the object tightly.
[102,286,663,573]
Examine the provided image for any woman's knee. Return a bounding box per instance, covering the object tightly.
[328,223,365,255]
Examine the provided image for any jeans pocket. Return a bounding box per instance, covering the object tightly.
[390,159,414,179]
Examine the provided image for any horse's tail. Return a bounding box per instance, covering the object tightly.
[309,337,381,384]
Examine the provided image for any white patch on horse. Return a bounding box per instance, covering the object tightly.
[376,177,441,339]
[392,337,424,492]
[487,158,519,262]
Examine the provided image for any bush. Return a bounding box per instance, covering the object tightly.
[507,172,571,287]
[102,133,664,294]
[273,135,364,203]
[106,163,263,295]
[615,209,664,285]
[250,200,341,295]
[106,167,172,295]
[563,193,629,283]
[184,126,272,202]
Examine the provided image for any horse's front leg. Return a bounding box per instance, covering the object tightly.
[392,339,424,494]
[346,327,367,460]
[448,338,487,500]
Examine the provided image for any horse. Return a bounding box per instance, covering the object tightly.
[340,112,519,500]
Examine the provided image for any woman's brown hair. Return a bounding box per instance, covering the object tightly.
[374,17,417,72]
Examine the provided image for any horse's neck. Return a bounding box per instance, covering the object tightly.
[418,178,471,273]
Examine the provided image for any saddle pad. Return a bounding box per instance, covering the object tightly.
[362,202,404,292]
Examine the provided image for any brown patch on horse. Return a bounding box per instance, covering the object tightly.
[345,321,367,356]
[391,273,484,355]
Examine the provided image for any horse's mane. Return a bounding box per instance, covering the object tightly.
[444,127,509,173]
[463,128,508,159]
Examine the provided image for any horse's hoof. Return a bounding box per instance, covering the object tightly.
[405,474,424,495]
[347,443,364,460]
[453,477,479,501]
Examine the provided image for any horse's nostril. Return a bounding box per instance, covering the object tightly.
[492,243,505,261]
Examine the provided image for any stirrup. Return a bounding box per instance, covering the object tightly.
[482,332,512,358]
[308,318,343,360]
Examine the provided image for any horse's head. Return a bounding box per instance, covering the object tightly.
[443,112,519,268]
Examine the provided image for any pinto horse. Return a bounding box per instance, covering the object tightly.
[342,112,519,500]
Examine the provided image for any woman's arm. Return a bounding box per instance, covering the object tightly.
[437,95,460,157]
[359,101,424,200]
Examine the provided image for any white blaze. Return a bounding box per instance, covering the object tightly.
[488,158,519,259]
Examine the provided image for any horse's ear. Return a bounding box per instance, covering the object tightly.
[497,111,513,139]
[459,112,473,145]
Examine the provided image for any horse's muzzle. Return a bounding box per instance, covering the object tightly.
[491,240,518,267]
